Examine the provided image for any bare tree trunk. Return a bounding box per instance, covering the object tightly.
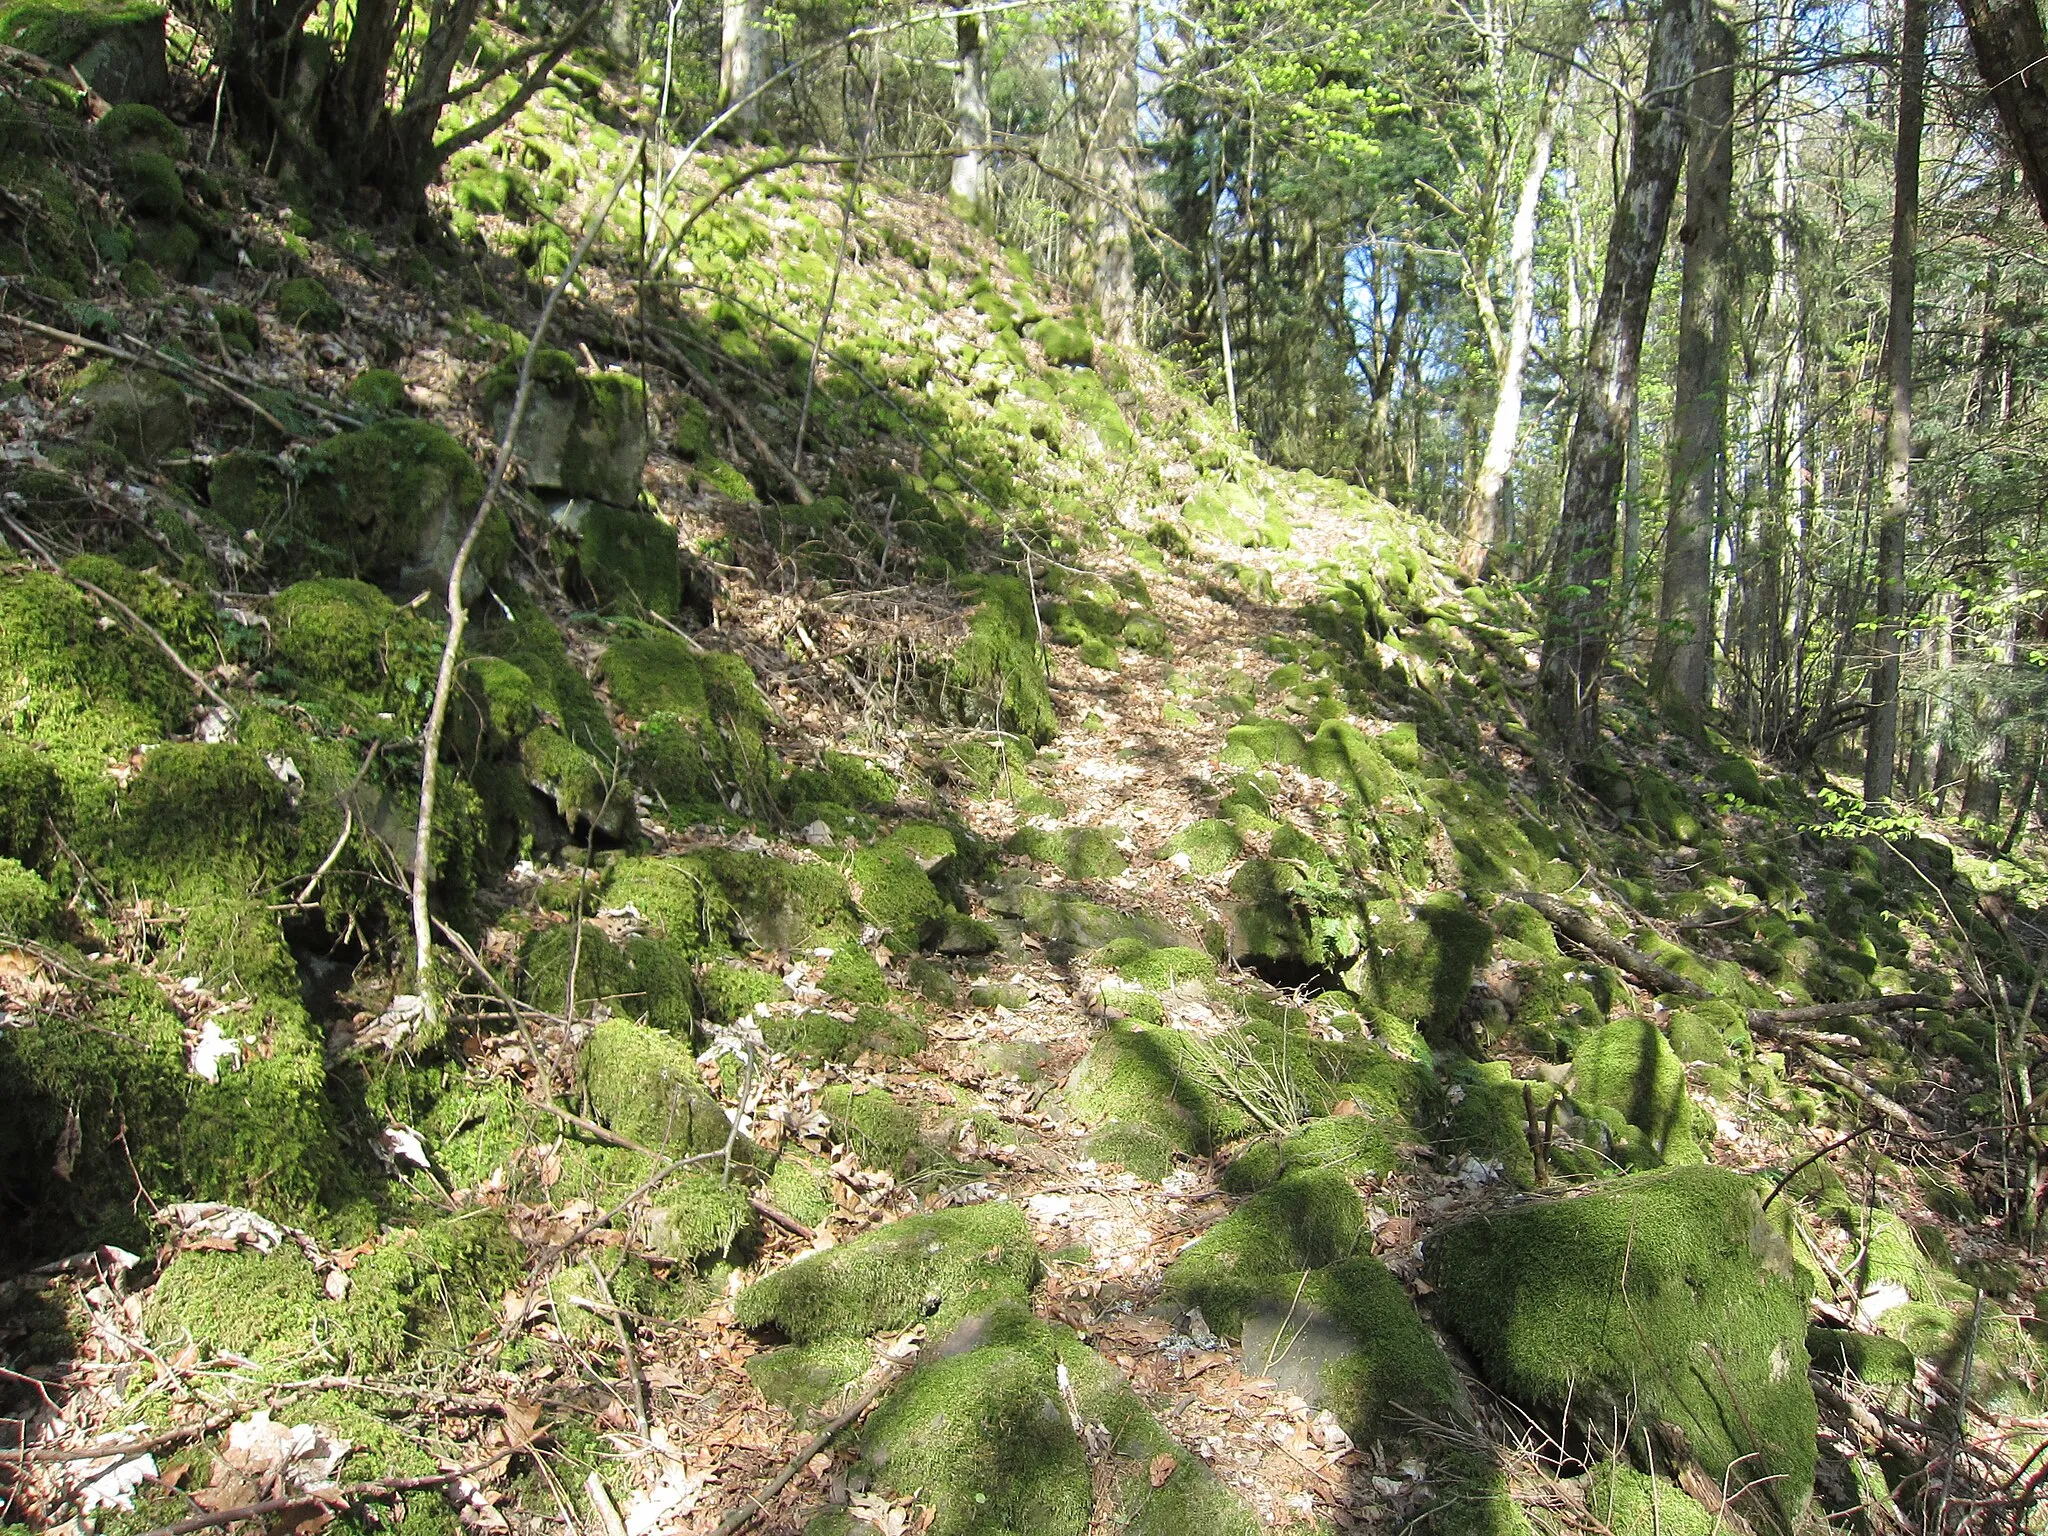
[950,15,989,216]
[719,0,767,132]
[1649,0,1736,715]
[1461,59,1566,575]
[1537,0,1695,757]
[1087,0,1139,342]
[1864,0,1928,805]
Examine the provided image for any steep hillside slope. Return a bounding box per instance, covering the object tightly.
[0,41,2043,1536]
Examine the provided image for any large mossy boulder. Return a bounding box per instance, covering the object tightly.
[0,0,167,101]
[237,420,510,599]
[556,500,679,616]
[1425,1166,1817,1532]
[1570,1017,1702,1169]
[601,632,773,814]
[486,349,647,506]
[580,1015,746,1160]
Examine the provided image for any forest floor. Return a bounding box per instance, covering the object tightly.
[0,32,2045,1536]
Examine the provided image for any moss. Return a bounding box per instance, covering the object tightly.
[521,725,633,839]
[1007,823,1128,879]
[1634,770,1701,844]
[75,364,191,463]
[484,351,647,506]
[1807,1327,1917,1386]
[287,419,507,597]
[476,594,614,754]
[925,912,1000,955]
[1571,1017,1700,1168]
[0,857,55,937]
[147,1212,521,1371]
[519,923,694,1037]
[571,502,679,615]
[1067,1022,1250,1160]
[818,941,888,1004]
[1436,1058,1540,1189]
[345,367,409,414]
[581,1016,745,1159]
[452,655,539,755]
[1103,939,1216,990]
[606,849,851,955]
[92,100,182,155]
[942,576,1057,744]
[1031,316,1094,367]
[0,736,60,862]
[1162,1169,1366,1335]
[698,961,789,1022]
[113,743,297,877]
[646,1172,755,1262]
[292,1392,457,1536]
[820,1082,923,1174]
[605,635,772,813]
[746,1335,875,1412]
[765,1146,834,1230]
[1086,1120,1177,1180]
[1303,719,1406,805]
[275,275,343,331]
[849,843,946,935]
[734,1201,1037,1344]
[113,148,180,217]
[1584,1465,1714,1536]
[1355,894,1495,1038]
[1426,1167,1816,1531]
[270,577,413,695]
[779,751,898,813]
[1161,818,1244,875]
[1249,1256,1457,1440]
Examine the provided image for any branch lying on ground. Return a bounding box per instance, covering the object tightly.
[131,1443,525,1536]
[1747,991,1963,1027]
[1501,890,1709,999]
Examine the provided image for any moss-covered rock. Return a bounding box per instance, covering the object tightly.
[580,1016,743,1159]
[0,736,60,863]
[275,275,343,331]
[1571,1017,1701,1168]
[1031,316,1094,367]
[848,843,946,935]
[113,147,181,217]
[486,349,647,506]
[75,364,191,463]
[561,500,679,615]
[734,1201,1037,1344]
[345,367,409,414]
[1160,817,1244,875]
[1426,1166,1816,1532]
[820,1082,923,1174]
[1006,823,1128,878]
[1162,1168,1365,1335]
[520,725,633,839]
[1,0,166,102]
[1584,1465,1716,1536]
[939,576,1057,745]
[603,633,773,813]
[280,419,510,599]
[0,856,56,936]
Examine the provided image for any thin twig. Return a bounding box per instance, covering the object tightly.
[708,1358,909,1536]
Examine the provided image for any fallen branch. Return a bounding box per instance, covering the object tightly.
[1747,992,1962,1028]
[1795,1046,1931,1135]
[708,1356,909,1536]
[1501,890,1709,999]
[662,342,814,505]
[130,1443,523,1536]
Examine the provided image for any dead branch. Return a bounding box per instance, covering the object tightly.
[1501,891,1710,999]
[708,1356,910,1536]
[1795,1046,1932,1135]
[1748,992,1963,1028]
[128,1443,523,1536]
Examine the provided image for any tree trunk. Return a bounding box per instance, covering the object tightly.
[719,0,767,131]
[1087,0,1139,343]
[1536,0,1695,757]
[1649,0,1736,715]
[1864,0,1928,805]
[950,15,989,216]
[1461,59,1566,576]
[1959,0,2048,227]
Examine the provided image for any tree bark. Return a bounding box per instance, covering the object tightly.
[1649,0,1737,715]
[719,0,768,131]
[1460,61,1565,577]
[1864,0,1928,805]
[1536,0,1695,757]
[1087,0,1140,343]
[950,15,990,216]
[1960,0,2048,227]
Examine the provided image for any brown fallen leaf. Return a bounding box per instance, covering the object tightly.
[1148,1453,1176,1488]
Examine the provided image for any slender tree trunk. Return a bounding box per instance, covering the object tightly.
[1462,59,1566,575]
[1088,0,1139,342]
[950,15,989,216]
[1537,0,1695,756]
[1649,0,1736,715]
[719,0,767,131]
[1864,0,1928,805]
